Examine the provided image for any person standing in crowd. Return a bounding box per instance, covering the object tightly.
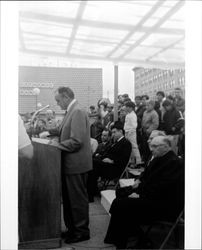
[124,101,142,166]
[135,95,145,126]
[141,100,159,161]
[167,94,175,105]
[141,94,149,107]
[156,91,166,116]
[104,136,184,249]
[162,99,184,154]
[99,102,113,129]
[156,91,166,128]
[40,86,92,243]
[118,105,127,125]
[89,105,97,115]
[134,96,145,154]
[18,115,34,159]
[154,101,162,129]
[174,87,185,115]
[107,104,114,122]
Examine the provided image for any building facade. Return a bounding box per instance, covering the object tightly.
[133,67,185,100]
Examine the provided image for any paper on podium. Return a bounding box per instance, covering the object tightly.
[32,137,51,144]
[119,178,135,187]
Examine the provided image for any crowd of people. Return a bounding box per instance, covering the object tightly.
[19,86,185,248]
[89,87,185,163]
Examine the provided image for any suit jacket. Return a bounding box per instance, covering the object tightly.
[50,101,92,174]
[102,137,132,173]
[137,150,184,207]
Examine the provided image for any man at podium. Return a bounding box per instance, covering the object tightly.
[40,86,92,244]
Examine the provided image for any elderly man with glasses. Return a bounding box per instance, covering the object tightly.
[104,135,184,249]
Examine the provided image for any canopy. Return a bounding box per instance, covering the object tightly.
[19,0,185,68]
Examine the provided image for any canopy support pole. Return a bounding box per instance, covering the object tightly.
[113,64,118,122]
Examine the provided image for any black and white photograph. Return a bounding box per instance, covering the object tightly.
[0,1,202,250]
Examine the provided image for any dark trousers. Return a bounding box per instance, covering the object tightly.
[141,131,151,162]
[61,173,89,237]
[87,159,122,197]
[105,197,180,248]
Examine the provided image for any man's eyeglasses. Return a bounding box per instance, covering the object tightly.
[150,144,165,148]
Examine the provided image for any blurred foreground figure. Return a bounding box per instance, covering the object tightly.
[18,115,33,159]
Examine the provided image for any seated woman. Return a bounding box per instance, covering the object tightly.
[104,136,184,249]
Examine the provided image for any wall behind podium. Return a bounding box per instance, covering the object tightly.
[19,66,103,114]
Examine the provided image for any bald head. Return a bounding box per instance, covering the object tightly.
[150,136,171,158]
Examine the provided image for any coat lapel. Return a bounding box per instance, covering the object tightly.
[59,101,78,135]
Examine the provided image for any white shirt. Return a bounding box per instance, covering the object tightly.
[66,99,77,113]
[124,111,137,133]
[117,136,124,142]
[90,138,98,154]
[18,115,31,149]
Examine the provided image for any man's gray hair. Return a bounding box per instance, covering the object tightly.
[162,136,172,147]
[151,130,166,137]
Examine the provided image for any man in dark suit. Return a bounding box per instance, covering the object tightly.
[88,121,132,198]
[104,136,184,249]
[40,87,92,244]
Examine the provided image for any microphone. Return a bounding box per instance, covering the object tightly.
[37,105,50,113]
[31,105,50,124]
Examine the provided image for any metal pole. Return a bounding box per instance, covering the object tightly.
[114,64,118,122]
[36,95,38,110]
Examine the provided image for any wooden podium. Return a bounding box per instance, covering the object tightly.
[18,138,62,249]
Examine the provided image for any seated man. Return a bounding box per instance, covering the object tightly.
[104,136,184,249]
[93,129,112,159]
[88,121,132,198]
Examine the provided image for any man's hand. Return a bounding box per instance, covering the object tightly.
[48,140,60,147]
[39,131,50,138]
[128,193,139,198]
[102,158,114,164]
[171,127,176,131]
[132,179,141,189]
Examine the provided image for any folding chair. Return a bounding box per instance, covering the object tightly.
[143,209,184,249]
[99,161,130,190]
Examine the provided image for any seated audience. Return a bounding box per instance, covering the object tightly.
[93,129,112,159]
[88,121,132,198]
[104,136,184,249]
